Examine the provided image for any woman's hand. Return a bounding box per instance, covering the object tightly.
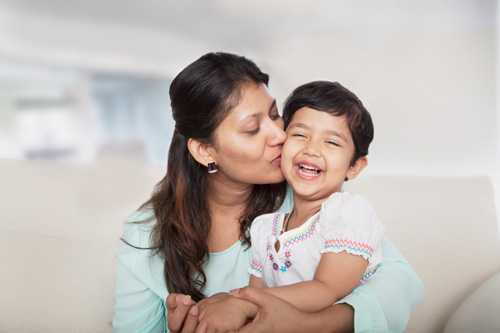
[194,292,258,333]
[234,287,310,333]
[166,293,198,333]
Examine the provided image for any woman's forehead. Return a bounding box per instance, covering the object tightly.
[226,83,275,121]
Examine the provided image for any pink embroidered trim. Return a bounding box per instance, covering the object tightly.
[282,216,320,248]
[324,239,374,258]
[250,259,263,273]
[272,214,281,237]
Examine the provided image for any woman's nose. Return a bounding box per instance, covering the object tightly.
[268,120,286,146]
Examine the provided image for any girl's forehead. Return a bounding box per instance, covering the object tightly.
[287,108,354,142]
[288,107,348,128]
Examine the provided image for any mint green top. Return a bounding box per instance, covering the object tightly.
[112,193,423,333]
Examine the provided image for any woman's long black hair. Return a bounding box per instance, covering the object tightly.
[141,52,286,301]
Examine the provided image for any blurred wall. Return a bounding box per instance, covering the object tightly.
[0,0,498,232]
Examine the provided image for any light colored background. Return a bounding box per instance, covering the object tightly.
[0,1,498,231]
[0,2,499,332]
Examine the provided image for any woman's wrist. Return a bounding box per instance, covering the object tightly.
[303,303,354,333]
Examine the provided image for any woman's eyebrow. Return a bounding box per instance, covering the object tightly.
[241,100,277,122]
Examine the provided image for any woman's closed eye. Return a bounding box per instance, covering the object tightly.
[246,127,260,135]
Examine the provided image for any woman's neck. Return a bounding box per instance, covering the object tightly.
[206,173,253,252]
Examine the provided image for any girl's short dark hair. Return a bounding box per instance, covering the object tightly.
[283,81,374,164]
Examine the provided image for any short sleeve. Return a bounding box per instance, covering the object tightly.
[248,214,274,278]
[319,192,384,263]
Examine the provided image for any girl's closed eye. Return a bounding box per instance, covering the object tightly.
[326,140,341,147]
[289,130,307,139]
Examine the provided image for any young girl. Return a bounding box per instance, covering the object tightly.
[239,80,384,314]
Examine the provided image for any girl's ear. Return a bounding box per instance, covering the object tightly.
[187,138,216,167]
[346,156,368,181]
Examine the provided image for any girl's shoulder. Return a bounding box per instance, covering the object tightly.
[250,212,282,235]
[320,191,375,216]
[319,191,382,233]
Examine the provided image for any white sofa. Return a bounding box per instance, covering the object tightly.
[0,158,499,332]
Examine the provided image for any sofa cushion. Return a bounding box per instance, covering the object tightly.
[443,270,500,333]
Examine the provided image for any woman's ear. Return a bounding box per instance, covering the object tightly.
[346,156,368,181]
[187,138,216,167]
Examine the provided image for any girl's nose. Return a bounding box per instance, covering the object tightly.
[303,140,321,157]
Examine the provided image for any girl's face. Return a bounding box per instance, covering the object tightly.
[281,107,365,201]
[210,83,286,185]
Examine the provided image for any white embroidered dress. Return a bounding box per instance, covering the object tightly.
[249,192,384,287]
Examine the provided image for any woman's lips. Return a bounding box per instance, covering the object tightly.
[271,155,281,167]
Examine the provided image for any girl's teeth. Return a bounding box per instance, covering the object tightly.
[299,164,321,174]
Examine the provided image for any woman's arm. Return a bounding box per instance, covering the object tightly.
[112,250,166,333]
[113,219,171,333]
[336,239,424,333]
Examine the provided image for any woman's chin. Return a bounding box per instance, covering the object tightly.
[257,170,285,185]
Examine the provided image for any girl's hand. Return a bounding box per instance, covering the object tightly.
[166,293,198,333]
[194,293,258,333]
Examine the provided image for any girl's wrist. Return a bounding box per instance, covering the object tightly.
[231,296,259,318]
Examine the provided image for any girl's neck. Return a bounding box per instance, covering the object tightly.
[287,194,326,230]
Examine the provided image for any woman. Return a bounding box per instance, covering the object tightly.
[112,52,423,333]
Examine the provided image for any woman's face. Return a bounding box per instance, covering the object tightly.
[210,83,286,185]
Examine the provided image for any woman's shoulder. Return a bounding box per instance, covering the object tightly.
[121,208,157,249]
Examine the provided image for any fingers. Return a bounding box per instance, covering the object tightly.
[166,293,179,311]
[233,287,264,307]
[194,318,206,333]
[168,294,194,333]
[237,319,262,333]
[181,305,199,333]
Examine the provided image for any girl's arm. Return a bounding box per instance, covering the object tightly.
[263,252,368,312]
[249,275,267,288]
[237,243,423,333]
